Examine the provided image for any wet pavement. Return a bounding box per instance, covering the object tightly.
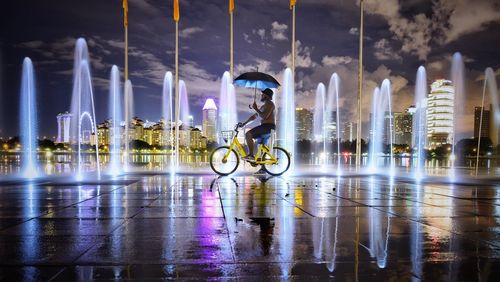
[0,174,499,280]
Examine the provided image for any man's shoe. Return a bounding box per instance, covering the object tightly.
[242,155,255,163]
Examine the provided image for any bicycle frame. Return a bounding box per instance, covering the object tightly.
[223,131,278,165]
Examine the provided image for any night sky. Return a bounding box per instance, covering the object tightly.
[1,0,499,139]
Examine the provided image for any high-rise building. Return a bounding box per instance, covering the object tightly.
[383,111,394,145]
[325,111,338,141]
[295,108,313,141]
[427,79,454,148]
[490,104,499,146]
[474,106,490,139]
[188,115,194,128]
[342,122,357,142]
[202,99,217,142]
[394,108,413,145]
[56,112,72,143]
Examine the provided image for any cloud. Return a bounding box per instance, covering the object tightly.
[373,39,402,61]
[270,21,288,41]
[253,29,266,41]
[280,41,316,69]
[434,0,500,43]
[243,33,252,44]
[321,56,353,66]
[349,27,359,35]
[179,27,204,39]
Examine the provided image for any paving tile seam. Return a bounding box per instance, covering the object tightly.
[369,205,500,249]
[56,176,181,276]
[0,184,131,232]
[215,177,237,264]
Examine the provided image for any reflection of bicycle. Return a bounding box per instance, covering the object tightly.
[210,124,291,176]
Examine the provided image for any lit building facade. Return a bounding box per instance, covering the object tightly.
[295,108,313,141]
[394,108,413,145]
[427,79,454,148]
[474,106,490,139]
[56,112,72,143]
[202,99,217,142]
[342,122,357,142]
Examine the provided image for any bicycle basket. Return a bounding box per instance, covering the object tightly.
[220,130,235,144]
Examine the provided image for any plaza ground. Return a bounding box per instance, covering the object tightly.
[0,174,499,280]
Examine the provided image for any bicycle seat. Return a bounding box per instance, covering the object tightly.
[256,133,271,145]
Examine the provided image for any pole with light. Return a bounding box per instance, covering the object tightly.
[173,0,180,169]
[229,0,234,79]
[290,0,296,74]
[355,0,364,170]
[123,0,129,81]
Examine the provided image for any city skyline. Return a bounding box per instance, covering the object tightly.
[1,0,500,138]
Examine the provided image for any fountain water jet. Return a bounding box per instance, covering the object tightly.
[451,52,465,169]
[475,67,499,176]
[313,83,326,161]
[218,71,238,135]
[326,73,342,174]
[162,72,174,170]
[413,66,427,180]
[278,68,295,171]
[369,80,394,174]
[108,66,122,176]
[69,38,100,180]
[179,80,190,127]
[124,80,134,171]
[20,58,38,178]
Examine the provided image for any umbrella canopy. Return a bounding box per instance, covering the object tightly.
[233,72,280,90]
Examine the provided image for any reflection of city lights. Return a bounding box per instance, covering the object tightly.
[450,154,456,161]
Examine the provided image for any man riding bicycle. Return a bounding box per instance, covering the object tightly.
[238,88,276,163]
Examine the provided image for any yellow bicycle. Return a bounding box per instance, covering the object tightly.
[210,123,291,176]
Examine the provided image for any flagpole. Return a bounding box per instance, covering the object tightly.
[355,0,364,170]
[175,21,180,169]
[123,0,128,81]
[230,6,234,79]
[291,4,296,74]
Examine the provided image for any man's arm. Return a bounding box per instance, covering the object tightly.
[241,113,258,126]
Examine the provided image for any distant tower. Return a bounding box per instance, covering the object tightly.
[427,79,454,148]
[56,112,72,143]
[202,99,217,142]
[188,115,194,128]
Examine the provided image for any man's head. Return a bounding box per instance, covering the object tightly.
[260,88,273,102]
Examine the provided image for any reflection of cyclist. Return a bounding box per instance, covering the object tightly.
[239,88,275,162]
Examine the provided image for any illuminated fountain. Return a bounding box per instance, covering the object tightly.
[475,67,499,175]
[179,80,190,127]
[124,80,134,171]
[313,83,326,160]
[162,71,174,170]
[20,57,38,178]
[450,52,465,168]
[277,68,295,170]
[312,73,342,174]
[108,65,122,176]
[369,79,394,175]
[218,71,237,134]
[69,38,100,180]
[326,73,342,174]
[413,66,427,180]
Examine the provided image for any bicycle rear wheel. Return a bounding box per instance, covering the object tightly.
[210,146,239,176]
[263,147,291,176]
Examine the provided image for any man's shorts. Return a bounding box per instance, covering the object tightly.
[248,123,276,138]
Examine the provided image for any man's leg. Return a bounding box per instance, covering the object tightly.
[245,131,255,156]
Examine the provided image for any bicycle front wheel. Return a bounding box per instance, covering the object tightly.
[210,146,239,176]
[263,147,291,176]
